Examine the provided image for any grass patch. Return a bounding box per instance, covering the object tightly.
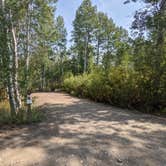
[0,101,44,125]
[0,100,10,112]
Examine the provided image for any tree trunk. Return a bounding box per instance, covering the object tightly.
[7,72,17,116]
[25,3,31,93]
[84,43,87,73]
[60,54,64,77]
[96,38,100,65]
[41,64,46,91]
[0,0,18,115]
[11,24,22,110]
[84,34,89,73]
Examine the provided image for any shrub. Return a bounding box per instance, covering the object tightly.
[0,100,10,112]
[0,101,44,125]
[63,67,166,112]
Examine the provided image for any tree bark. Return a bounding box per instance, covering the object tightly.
[0,0,18,115]
[84,41,87,73]
[25,3,31,92]
[11,22,22,110]
[96,38,100,65]
[60,53,64,77]
[7,72,17,116]
[84,33,89,73]
[41,64,46,91]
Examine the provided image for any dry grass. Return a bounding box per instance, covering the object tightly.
[0,100,44,125]
[0,100,10,112]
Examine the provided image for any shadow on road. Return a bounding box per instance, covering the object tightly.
[0,93,166,166]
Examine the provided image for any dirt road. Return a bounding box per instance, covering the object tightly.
[0,92,166,166]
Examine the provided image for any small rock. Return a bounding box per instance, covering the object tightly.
[117,158,123,163]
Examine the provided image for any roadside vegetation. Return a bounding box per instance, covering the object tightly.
[63,0,166,113]
[0,0,165,125]
[63,68,165,113]
[0,100,44,124]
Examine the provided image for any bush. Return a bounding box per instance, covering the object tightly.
[63,67,166,113]
[0,100,10,112]
[0,88,7,101]
[0,101,44,125]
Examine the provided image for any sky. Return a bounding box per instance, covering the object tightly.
[56,0,144,46]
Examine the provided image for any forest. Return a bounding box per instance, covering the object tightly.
[0,0,166,124]
[0,0,166,165]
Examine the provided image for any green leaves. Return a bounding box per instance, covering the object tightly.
[71,0,130,73]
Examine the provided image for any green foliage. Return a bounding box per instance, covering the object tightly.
[0,0,166,118]
[72,0,97,72]
[63,0,166,114]
[0,107,44,125]
[63,67,166,112]
[0,100,10,112]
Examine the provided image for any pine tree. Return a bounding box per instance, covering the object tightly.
[55,16,67,78]
[72,0,97,73]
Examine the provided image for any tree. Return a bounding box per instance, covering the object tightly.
[0,0,24,115]
[54,16,67,78]
[72,0,97,73]
[0,0,59,115]
[94,12,108,65]
[126,0,166,109]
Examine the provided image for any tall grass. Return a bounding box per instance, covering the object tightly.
[0,100,44,125]
[0,100,10,112]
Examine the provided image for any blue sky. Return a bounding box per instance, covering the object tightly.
[56,0,144,46]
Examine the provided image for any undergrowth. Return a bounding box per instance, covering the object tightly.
[0,101,44,125]
[63,67,166,113]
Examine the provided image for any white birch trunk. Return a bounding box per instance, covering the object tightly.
[11,21,22,110]
[7,72,17,115]
[0,0,18,115]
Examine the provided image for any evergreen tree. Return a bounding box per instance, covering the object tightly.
[55,16,67,78]
[72,0,97,73]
